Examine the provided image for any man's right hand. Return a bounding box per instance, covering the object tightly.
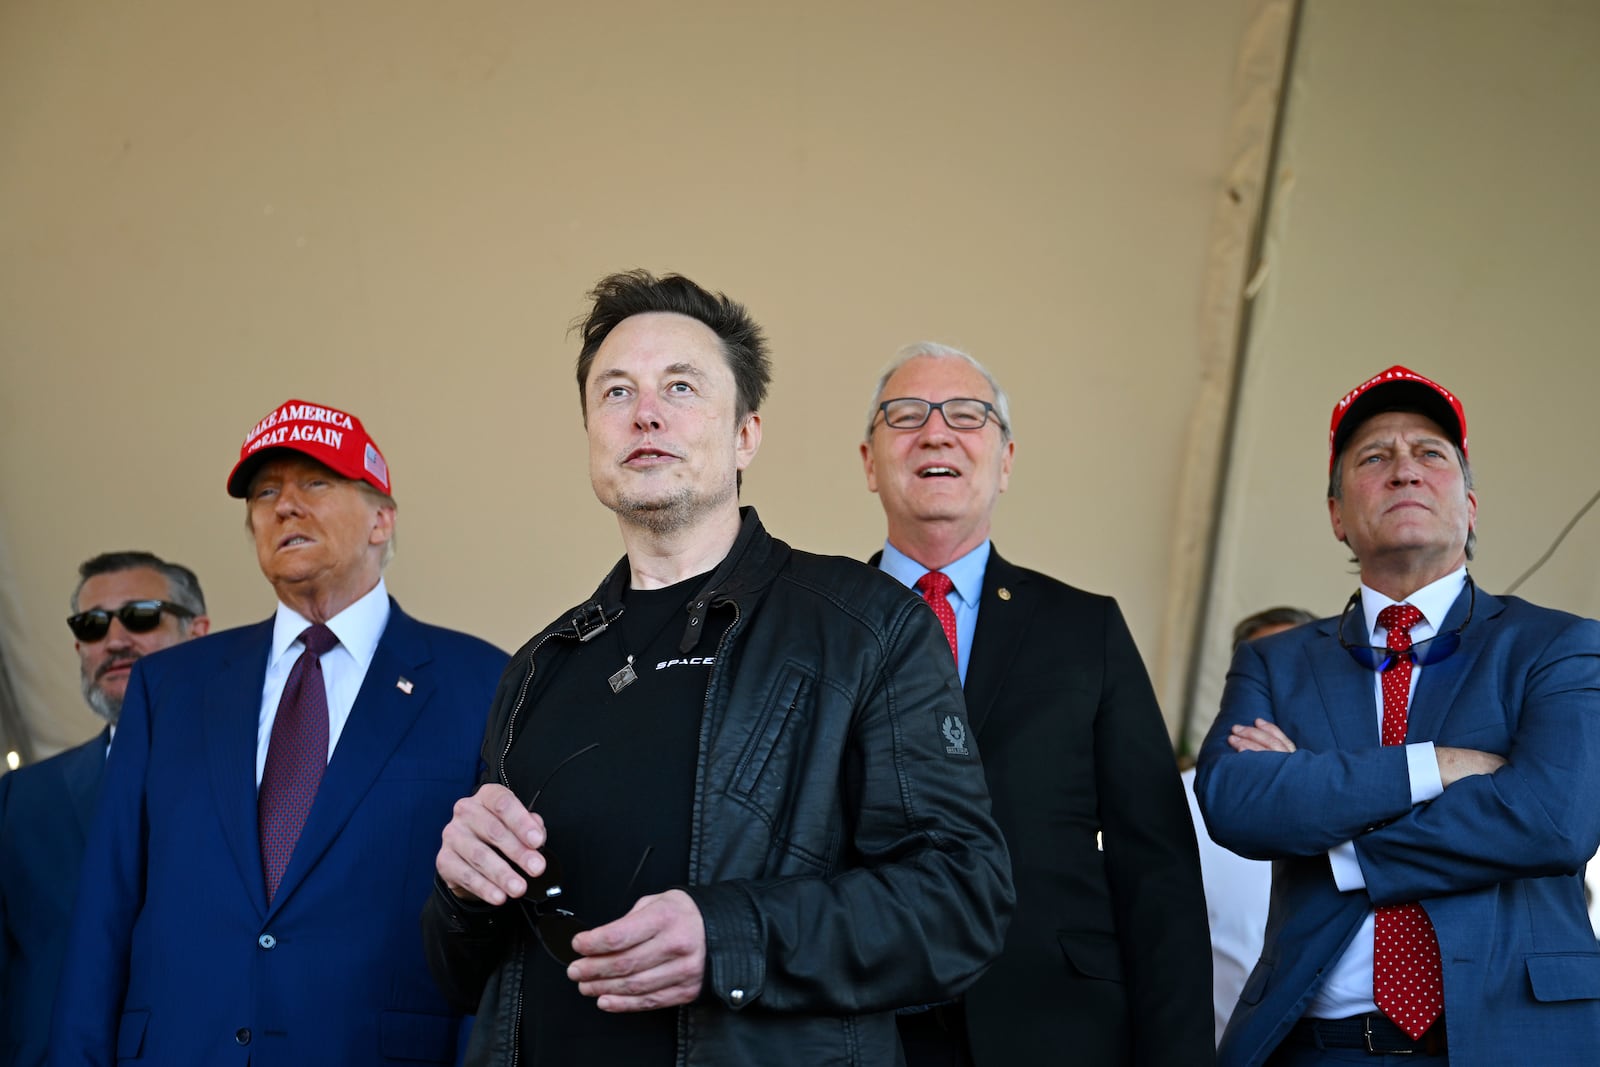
[437,783,547,905]
[1436,746,1507,788]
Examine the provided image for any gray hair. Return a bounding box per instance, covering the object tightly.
[1328,443,1476,561]
[1232,606,1317,650]
[863,342,1014,443]
[72,551,207,621]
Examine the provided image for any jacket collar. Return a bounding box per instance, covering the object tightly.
[202,600,438,919]
[961,547,1035,734]
[564,507,789,655]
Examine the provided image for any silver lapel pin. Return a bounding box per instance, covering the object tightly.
[396,677,414,695]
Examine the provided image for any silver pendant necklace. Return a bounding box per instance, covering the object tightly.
[608,657,638,694]
[607,599,689,695]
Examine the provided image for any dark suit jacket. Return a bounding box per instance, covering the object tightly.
[884,547,1213,1065]
[0,730,107,1067]
[1196,587,1600,1067]
[51,601,505,1067]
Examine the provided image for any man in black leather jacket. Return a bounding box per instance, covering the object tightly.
[422,271,1013,1066]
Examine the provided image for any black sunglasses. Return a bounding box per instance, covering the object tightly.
[68,600,195,642]
[514,743,653,967]
[1337,577,1476,672]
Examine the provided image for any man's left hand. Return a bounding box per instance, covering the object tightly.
[568,889,707,1013]
[1228,717,1297,754]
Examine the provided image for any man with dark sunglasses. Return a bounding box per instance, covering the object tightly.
[1196,367,1600,1066]
[0,551,206,1067]
[52,402,506,1067]
[424,271,1013,1066]
[860,343,1213,1067]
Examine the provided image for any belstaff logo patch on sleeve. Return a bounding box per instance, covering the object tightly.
[942,715,971,757]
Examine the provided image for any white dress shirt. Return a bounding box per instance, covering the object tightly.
[255,579,391,787]
[1183,766,1272,1045]
[1307,566,1466,1019]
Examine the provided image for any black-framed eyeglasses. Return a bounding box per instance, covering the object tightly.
[67,600,195,642]
[874,397,1007,433]
[515,742,653,966]
[1337,577,1476,672]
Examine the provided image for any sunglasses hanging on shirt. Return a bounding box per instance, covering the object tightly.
[1337,576,1476,672]
[509,742,654,967]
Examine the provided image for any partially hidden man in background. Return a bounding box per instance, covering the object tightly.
[0,552,208,1067]
[52,401,507,1066]
[424,272,1014,1066]
[860,342,1212,1066]
[1197,366,1600,1065]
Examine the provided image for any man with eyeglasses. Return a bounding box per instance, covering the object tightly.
[423,272,1013,1066]
[52,402,506,1066]
[0,552,207,1067]
[859,343,1212,1066]
[1196,367,1600,1066]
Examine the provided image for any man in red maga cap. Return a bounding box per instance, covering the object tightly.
[1197,366,1600,1065]
[53,399,507,1067]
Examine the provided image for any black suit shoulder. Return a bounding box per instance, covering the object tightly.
[984,550,1121,614]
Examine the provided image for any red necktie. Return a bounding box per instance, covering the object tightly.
[915,571,959,669]
[259,623,338,903]
[1373,603,1444,1038]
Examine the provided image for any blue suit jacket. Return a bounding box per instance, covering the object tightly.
[51,602,505,1067]
[1196,586,1600,1067]
[0,730,107,1067]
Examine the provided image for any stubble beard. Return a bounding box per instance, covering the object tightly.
[609,480,735,536]
[80,666,123,726]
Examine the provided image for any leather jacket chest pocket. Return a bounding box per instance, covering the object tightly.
[732,664,813,801]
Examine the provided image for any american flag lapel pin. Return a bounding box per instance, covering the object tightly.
[396,677,414,695]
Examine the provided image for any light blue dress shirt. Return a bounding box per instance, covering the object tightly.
[877,540,991,686]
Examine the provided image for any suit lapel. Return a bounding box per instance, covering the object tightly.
[1307,615,1381,750]
[267,603,433,916]
[65,730,111,840]
[1404,583,1498,743]
[202,621,275,913]
[962,550,1035,736]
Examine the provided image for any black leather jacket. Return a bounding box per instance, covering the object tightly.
[422,510,1013,1066]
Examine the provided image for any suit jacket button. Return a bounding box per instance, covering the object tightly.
[235,1028,252,1045]
[729,988,744,1003]
[258,934,277,949]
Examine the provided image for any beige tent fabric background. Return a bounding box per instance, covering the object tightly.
[0,0,1268,760]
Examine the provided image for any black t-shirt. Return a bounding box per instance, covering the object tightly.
[505,570,729,1065]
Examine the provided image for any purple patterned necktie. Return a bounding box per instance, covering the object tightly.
[259,623,337,903]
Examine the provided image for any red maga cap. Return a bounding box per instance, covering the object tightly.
[226,398,391,498]
[1328,365,1466,475]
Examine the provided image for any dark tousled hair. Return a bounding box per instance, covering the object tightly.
[574,270,772,423]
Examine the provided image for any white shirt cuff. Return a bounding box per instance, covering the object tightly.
[1328,841,1365,890]
[1408,741,1443,804]
[1328,744,1441,893]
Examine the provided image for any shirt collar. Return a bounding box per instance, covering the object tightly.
[1359,566,1467,641]
[270,578,391,667]
[880,539,991,609]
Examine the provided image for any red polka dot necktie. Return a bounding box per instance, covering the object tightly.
[259,623,338,903]
[1373,603,1444,1039]
[915,571,959,669]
